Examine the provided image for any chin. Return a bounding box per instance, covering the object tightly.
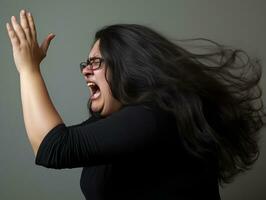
[91,104,103,113]
[87,99,103,114]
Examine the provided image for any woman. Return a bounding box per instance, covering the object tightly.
[6,10,266,200]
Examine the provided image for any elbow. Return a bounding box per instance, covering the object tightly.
[35,152,65,169]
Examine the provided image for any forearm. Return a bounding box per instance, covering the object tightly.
[20,69,63,156]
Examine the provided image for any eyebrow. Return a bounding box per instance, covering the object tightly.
[87,56,102,61]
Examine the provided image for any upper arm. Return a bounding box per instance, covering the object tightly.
[35,105,159,169]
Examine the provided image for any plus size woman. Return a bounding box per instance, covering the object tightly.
[6,9,266,200]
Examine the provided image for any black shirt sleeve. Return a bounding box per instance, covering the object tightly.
[35,105,159,169]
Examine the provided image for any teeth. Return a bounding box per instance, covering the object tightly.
[87,82,96,87]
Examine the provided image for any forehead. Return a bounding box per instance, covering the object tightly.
[88,40,101,58]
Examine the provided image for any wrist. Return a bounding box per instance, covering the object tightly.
[19,66,41,77]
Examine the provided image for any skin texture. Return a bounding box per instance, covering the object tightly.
[6,9,63,155]
[82,40,122,117]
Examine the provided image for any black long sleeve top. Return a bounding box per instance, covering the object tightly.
[35,104,221,200]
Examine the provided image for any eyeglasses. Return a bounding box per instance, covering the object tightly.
[80,57,105,71]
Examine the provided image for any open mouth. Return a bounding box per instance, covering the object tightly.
[87,82,101,100]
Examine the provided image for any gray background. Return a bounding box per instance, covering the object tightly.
[1,0,265,199]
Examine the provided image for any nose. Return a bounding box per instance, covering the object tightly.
[81,66,94,77]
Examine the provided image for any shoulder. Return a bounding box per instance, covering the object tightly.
[119,104,154,114]
[105,104,156,122]
[111,103,174,127]
[111,103,162,119]
[91,104,161,127]
[90,103,174,130]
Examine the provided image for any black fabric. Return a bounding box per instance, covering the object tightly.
[35,104,221,200]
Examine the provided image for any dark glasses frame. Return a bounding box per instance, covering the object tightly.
[80,57,105,71]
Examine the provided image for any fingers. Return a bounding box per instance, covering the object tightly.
[10,15,27,43]
[20,10,31,41]
[6,10,37,46]
[6,22,20,48]
[27,12,37,41]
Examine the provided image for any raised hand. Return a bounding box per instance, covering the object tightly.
[6,9,55,74]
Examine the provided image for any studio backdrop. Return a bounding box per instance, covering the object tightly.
[0,0,265,199]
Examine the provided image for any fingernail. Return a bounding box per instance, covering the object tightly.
[21,9,25,15]
[11,16,15,21]
[49,34,56,39]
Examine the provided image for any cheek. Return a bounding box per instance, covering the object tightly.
[97,68,113,103]
[99,82,112,101]
[103,86,113,102]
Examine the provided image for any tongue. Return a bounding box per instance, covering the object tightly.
[91,89,100,99]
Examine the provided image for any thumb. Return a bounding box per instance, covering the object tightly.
[41,33,56,55]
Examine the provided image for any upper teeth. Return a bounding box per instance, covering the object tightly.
[87,82,96,87]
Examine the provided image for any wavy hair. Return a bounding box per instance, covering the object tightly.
[89,24,266,185]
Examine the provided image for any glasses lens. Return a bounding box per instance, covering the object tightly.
[91,58,103,70]
[80,58,104,71]
[91,61,100,69]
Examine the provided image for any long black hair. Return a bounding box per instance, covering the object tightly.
[90,24,266,185]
